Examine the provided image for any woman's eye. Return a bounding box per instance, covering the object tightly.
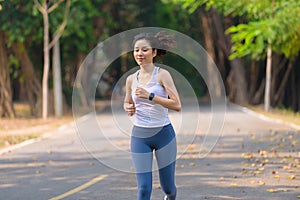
[134,48,150,52]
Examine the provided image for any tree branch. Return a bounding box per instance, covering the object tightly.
[34,0,46,14]
[48,0,64,13]
[48,0,70,49]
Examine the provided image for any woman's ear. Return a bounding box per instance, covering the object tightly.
[152,49,157,58]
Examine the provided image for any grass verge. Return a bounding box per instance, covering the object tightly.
[0,134,40,148]
[0,102,74,150]
[247,105,300,127]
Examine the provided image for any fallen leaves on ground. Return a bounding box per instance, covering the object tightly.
[239,130,300,194]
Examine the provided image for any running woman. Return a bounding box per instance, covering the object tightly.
[124,31,181,200]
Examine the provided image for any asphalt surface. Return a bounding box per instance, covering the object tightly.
[0,104,299,200]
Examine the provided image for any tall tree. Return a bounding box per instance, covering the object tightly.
[34,0,70,119]
[0,0,42,116]
[52,39,63,117]
[11,41,42,116]
[169,0,300,110]
[0,30,15,118]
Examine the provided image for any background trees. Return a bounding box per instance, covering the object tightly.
[0,0,299,118]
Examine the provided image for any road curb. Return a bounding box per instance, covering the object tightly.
[0,138,41,155]
[232,103,300,131]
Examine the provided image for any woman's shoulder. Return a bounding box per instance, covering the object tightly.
[126,74,133,83]
[126,70,139,84]
[158,68,171,78]
[157,68,173,85]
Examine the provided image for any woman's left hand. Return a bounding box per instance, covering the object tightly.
[135,87,150,99]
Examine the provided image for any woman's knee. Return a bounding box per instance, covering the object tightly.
[138,184,152,198]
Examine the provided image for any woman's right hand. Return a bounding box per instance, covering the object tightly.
[124,103,136,116]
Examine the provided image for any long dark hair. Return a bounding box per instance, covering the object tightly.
[132,31,177,59]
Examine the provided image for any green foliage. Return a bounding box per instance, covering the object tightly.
[0,0,208,102]
[168,0,300,60]
[226,0,300,60]
[226,19,277,60]
[0,0,42,45]
[61,1,100,53]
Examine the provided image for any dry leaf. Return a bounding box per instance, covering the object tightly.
[241,169,247,174]
[267,189,278,193]
[287,175,296,180]
[283,165,291,170]
[242,153,253,159]
[258,150,268,156]
[249,133,256,139]
[187,144,196,151]
[274,175,280,179]
[258,180,265,185]
[258,167,265,171]
[254,171,262,175]
[292,140,298,146]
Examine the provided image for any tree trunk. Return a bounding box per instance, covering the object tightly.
[34,0,71,119]
[297,72,300,112]
[252,78,265,105]
[11,41,42,116]
[42,3,50,119]
[210,11,227,80]
[274,61,293,105]
[227,59,248,105]
[52,38,63,117]
[0,30,15,118]
[224,16,248,105]
[199,10,222,99]
[73,53,89,107]
[264,45,272,111]
[249,60,259,102]
[291,66,297,111]
[270,55,288,106]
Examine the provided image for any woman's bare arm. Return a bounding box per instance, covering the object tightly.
[124,75,135,116]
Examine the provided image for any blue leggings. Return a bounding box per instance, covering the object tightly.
[131,124,177,200]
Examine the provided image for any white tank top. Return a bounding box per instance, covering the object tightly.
[131,67,171,128]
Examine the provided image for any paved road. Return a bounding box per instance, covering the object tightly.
[0,104,299,200]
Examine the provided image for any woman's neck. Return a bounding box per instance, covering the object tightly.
[139,63,155,74]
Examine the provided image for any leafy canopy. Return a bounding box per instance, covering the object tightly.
[167,0,300,60]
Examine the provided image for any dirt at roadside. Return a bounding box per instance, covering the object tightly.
[0,116,74,149]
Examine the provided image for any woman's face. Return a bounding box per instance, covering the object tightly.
[133,39,156,66]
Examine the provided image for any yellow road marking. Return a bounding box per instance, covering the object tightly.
[49,174,108,200]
